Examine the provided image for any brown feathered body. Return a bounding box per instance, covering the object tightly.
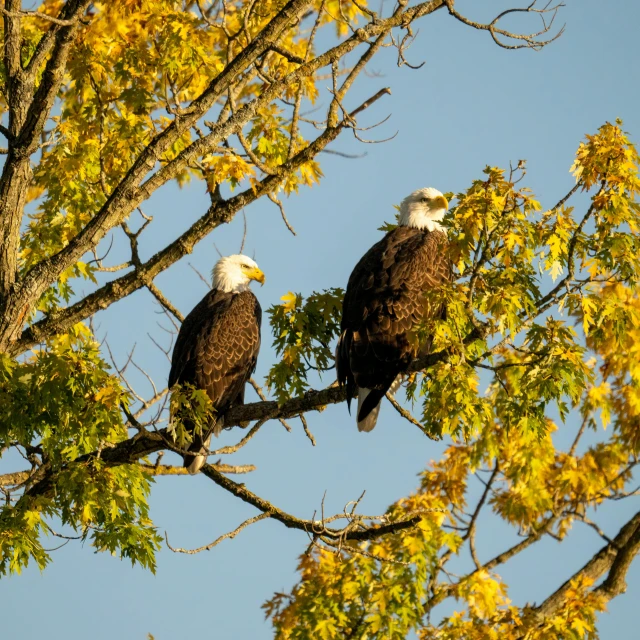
[336,226,451,431]
[169,289,261,472]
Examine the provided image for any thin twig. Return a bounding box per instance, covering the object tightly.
[0,7,83,26]
[299,414,316,446]
[386,391,439,441]
[166,512,271,554]
[268,192,296,235]
[249,378,292,431]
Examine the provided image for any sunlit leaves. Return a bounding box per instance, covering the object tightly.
[0,323,160,574]
[0,324,127,460]
[167,382,216,450]
[264,122,640,638]
[16,0,344,315]
[267,289,343,403]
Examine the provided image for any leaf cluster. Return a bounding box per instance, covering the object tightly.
[263,121,640,638]
[0,324,160,574]
[266,288,343,403]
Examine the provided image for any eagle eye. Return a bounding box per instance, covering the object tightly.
[422,196,430,202]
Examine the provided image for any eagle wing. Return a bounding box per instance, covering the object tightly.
[169,289,261,405]
[337,227,450,403]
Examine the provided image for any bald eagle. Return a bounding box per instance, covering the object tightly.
[336,187,452,432]
[169,254,264,474]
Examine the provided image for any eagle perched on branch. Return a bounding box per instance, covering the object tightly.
[169,254,264,474]
[336,187,452,432]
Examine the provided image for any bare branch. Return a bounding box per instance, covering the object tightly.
[386,390,438,440]
[299,413,316,446]
[166,512,271,554]
[268,44,305,64]
[239,210,248,253]
[268,192,296,235]
[138,462,256,476]
[188,262,212,290]
[210,418,268,455]
[0,7,81,27]
[249,378,292,431]
[200,462,428,542]
[444,0,565,51]
[521,512,640,633]
[146,281,185,323]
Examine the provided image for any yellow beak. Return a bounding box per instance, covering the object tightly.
[248,267,266,285]
[434,195,449,210]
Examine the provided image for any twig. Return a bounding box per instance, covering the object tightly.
[146,281,185,323]
[443,0,565,51]
[386,391,439,441]
[188,262,212,289]
[299,414,316,446]
[138,462,256,476]
[210,418,268,455]
[166,512,271,554]
[268,193,296,235]
[249,378,292,431]
[239,210,248,253]
[0,7,83,27]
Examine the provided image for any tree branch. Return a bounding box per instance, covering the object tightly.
[0,0,92,337]
[521,511,640,633]
[16,0,317,304]
[12,88,393,355]
[166,512,272,554]
[443,0,565,50]
[10,1,444,343]
[200,462,424,542]
[0,6,81,27]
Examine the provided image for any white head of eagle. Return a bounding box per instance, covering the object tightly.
[398,187,449,232]
[212,254,266,293]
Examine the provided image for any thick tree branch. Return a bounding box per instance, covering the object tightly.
[520,511,640,634]
[0,0,92,339]
[12,88,393,355]
[16,0,92,156]
[0,6,81,27]
[15,0,317,302]
[1,461,256,486]
[10,1,444,346]
[19,319,492,507]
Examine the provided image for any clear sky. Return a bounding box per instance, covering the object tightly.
[2,1,639,638]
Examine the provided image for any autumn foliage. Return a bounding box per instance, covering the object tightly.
[262,121,640,638]
[0,2,637,639]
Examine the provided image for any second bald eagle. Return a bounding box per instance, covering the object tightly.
[169,254,264,474]
[336,187,452,432]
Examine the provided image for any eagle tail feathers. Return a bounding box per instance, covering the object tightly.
[212,415,224,437]
[356,375,404,432]
[183,430,214,475]
[357,388,385,432]
[184,453,205,475]
[346,377,356,415]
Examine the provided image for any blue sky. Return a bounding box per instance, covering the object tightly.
[2,1,639,638]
